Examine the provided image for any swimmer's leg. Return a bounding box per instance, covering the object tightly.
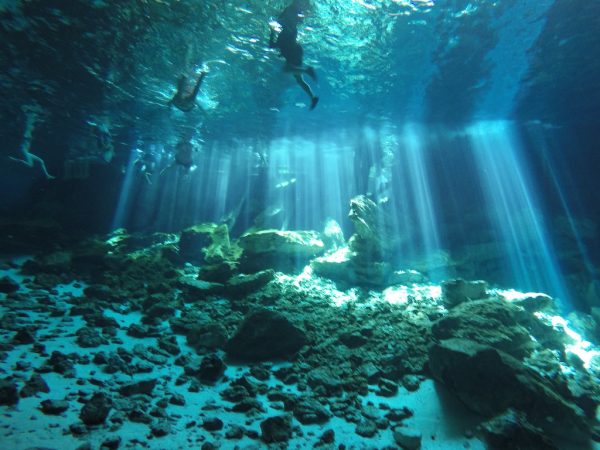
[293,73,319,110]
[190,72,207,99]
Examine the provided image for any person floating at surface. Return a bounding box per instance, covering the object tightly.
[269,0,319,110]
[168,70,207,112]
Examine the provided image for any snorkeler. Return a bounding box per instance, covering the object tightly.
[168,70,207,112]
[269,0,319,110]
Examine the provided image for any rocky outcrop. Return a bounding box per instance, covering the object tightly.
[179,223,238,265]
[431,298,536,358]
[311,196,401,287]
[441,278,488,308]
[238,229,324,273]
[428,338,591,441]
[225,308,307,362]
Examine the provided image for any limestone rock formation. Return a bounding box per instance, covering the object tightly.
[428,338,591,441]
[238,229,324,273]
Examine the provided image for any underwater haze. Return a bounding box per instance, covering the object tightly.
[1,0,600,449]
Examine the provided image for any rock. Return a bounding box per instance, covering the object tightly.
[0,276,19,294]
[76,327,108,348]
[197,354,226,384]
[239,229,324,257]
[238,229,324,272]
[44,351,76,377]
[151,421,171,437]
[126,324,151,338]
[348,195,396,256]
[441,278,488,308]
[20,374,50,397]
[157,335,180,355]
[169,393,186,406]
[401,375,423,392]
[37,251,72,273]
[100,435,122,449]
[431,298,536,359]
[393,427,422,449]
[318,428,335,445]
[293,399,331,424]
[428,339,590,440]
[198,261,237,283]
[567,310,600,344]
[178,277,225,299]
[186,323,228,351]
[12,328,36,344]
[40,399,69,415]
[83,284,113,301]
[225,308,306,362]
[339,331,368,348]
[502,292,555,313]
[307,368,343,396]
[223,270,276,298]
[355,418,378,437]
[202,417,224,431]
[311,247,354,284]
[260,414,293,443]
[179,223,231,264]
[80,393,112,425]
[0,379,19,405]
[118,379,156,396]
[225,424,245,439]
[311,247,392,287]
[481,409,558,450]
[377,378,398,397]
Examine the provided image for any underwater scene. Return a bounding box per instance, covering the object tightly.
[1,0,600,449]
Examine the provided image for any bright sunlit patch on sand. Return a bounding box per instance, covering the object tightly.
[382,284,442,305]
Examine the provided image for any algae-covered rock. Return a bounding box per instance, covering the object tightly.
[428,338,591,441]
[179,224,216,262]
[431,298,535,358]
[179,223,238,264]
[238,229,324,273]
[239,229,324,256]
[223,270,276,299]
[441,278,488,308]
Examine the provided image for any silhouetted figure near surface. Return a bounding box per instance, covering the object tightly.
[269,0,319,110]
[169,71,207,112]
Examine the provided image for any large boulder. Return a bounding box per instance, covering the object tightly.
[225,308,307,362]
[428,338,591,441]
[238,229,324,273]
